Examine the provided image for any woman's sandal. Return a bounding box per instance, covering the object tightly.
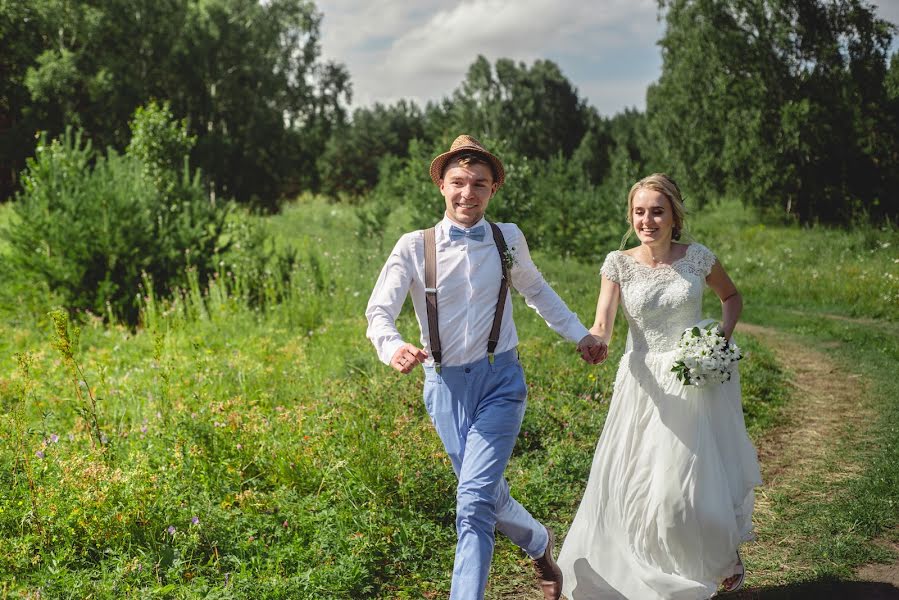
[721,550,745,593]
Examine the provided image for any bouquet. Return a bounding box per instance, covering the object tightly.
[671,320,742,387]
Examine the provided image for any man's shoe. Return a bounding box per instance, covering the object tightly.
[533,527,563,600]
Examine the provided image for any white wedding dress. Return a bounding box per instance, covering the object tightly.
[558,243,762,600]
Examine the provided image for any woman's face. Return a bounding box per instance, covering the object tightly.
[631,188,675,245]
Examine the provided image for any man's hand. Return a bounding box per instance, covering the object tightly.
[577,334,608,365]
[390,343,429,374]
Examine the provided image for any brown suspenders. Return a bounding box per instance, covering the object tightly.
[424,223,511,372]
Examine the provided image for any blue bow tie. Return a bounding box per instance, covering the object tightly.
[449,225,485,242]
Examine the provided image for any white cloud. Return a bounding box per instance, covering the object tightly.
[317,0,660,114]
[315,0,898,116]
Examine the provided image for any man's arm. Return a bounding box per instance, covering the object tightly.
[503,225,601,361]
[365,234,428,373]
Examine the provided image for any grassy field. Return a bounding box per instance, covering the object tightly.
[0,197,897,598]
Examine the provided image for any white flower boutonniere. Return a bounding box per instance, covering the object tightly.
[502,246,518,270]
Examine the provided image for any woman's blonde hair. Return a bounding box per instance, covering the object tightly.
[620,173,687,249]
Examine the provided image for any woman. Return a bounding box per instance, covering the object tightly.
[558,174,762,599]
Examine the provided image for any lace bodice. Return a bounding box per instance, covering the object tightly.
[601,243,717,354]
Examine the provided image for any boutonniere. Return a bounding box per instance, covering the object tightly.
[502,246,518,270]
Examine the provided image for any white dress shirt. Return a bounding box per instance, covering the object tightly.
[365,216,590,367]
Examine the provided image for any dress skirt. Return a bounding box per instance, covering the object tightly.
[558,349,762,600]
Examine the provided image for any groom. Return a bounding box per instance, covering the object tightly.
[365,135,602,599]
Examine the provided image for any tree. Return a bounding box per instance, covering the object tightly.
[317,100,424,197]
[437,56,591,161]
[2,0,351,207]
[648,0,897,222]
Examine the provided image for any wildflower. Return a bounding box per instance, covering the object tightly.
[236,443,242,450]
[36,450,45,459]
[167,525,176,535]
[283,520,289,528]
[49,434,59,444]
[191,516,200,526]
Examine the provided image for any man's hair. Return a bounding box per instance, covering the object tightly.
[443,152,498,182]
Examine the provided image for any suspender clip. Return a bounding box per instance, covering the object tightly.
[435,362,441,374]
[425,287,437,294]
[488,352,495,364]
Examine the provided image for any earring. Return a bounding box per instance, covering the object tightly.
[673,227,681,241]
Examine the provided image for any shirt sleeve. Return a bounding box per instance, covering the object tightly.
[600,252,619,283]
[504,224,590,343]
[365,233,416,364]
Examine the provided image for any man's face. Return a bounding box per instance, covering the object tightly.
[439,161,497,227]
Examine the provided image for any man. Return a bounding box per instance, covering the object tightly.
[365,135,603,600]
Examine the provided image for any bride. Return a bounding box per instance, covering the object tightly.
[558,174,762,599]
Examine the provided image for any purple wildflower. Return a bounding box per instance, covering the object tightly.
[49,433,59,444]
[167,525,176,535]
[35,450,45,459]
[191,516,199,525]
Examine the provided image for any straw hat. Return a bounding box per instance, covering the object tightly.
[429,135,506,189]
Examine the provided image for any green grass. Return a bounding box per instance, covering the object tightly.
[1,197,895,597]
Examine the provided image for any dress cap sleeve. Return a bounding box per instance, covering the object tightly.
[600,252,621,283]
[693,243,717,277]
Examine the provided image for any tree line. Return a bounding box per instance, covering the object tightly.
[2,0,897,223]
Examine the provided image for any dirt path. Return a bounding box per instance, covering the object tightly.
[728,323,895,597]
[490,322,898,599]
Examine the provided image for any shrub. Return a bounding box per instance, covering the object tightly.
[2,112,230,324]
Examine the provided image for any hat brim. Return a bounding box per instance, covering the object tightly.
[429,147,505,189]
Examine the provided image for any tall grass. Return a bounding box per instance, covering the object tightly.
[4,196,895,597]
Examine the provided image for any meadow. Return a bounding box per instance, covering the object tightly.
[1,196,898,598]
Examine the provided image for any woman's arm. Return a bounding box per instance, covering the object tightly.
[589,274,621,363]
[706,260,742,340]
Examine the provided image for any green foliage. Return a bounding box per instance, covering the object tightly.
[648,0,899,223]
[2,123,230,324]
[318,101,425,198]
[127,101,196,200]
[425,55,590,161]
[2,0,350,207]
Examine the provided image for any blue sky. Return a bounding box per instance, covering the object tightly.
[316,0,899,117]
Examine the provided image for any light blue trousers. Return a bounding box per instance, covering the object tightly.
[423,349,549,600]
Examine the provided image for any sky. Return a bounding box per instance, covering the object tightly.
[315,0,899,118]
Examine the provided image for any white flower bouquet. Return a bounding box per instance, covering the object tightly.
[671,320,743,387]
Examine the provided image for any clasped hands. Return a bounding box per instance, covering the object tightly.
[577,334,608,365]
